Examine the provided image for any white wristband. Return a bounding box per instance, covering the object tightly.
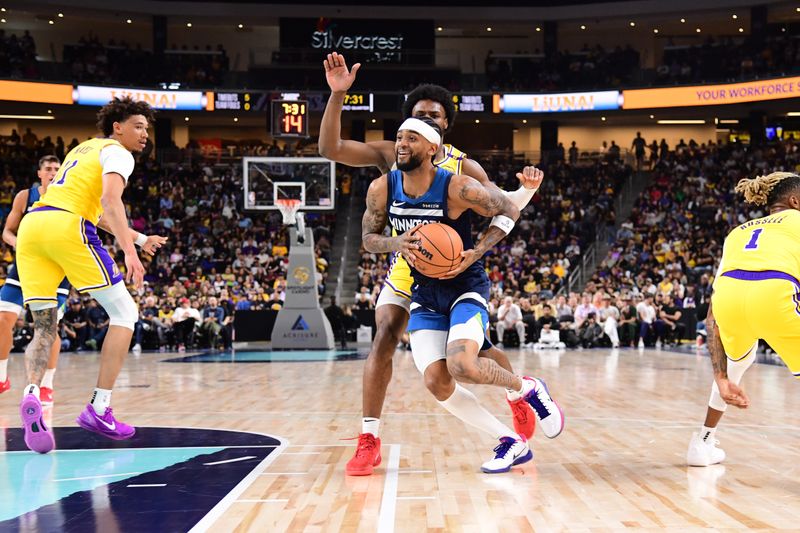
[135,232,147,247]
[490,215,515,235]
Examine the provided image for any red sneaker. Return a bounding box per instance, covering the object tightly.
[508,397,536,439]
[345,433,381,476]
[40,387,54,406]
[0,378,9,394]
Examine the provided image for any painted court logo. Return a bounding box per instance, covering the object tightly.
[291,316,310,331]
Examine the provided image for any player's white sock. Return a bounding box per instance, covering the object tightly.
[699,426,716,443]
[41,368,56,389]
[0,358,7,382]
[506,388,522,402]
[24,384,40,399]
[90,388,113,415]
[362,417,380,438]
[440,384,518,440]
[506,376,533,402]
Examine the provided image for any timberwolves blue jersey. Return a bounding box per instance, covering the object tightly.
[386,168,486,285]
[386,167,487,287]
[388,168,492,335]
[6,186,41,284]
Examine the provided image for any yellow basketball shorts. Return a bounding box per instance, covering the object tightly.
[16,207,124,304]
[712,270,800,377]
[385,252,413,300]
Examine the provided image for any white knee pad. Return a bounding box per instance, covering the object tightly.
[409,329,448,374]
[90,282,138,331]
[708,342,757,411]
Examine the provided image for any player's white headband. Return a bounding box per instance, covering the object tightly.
[398,118,441,147]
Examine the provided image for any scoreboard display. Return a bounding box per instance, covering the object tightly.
[271,99,309,138]
[341,92,374,112]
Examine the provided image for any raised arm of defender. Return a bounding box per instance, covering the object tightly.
[319,52,395,171]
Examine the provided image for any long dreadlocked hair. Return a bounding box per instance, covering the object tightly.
[734,171,800,207]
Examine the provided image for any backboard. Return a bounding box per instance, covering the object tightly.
[243,157,335,211]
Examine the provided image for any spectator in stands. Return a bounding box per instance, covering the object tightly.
[578,313,604,348]
[172,297,201,352]
[636,294,657,347]
[597,294,620,348]
[574,293,597,329]
[85,299,109,351]
[200,296,227,349]
[496,296,526,348]
[617,295,639,347]
[656,293,685,346]
[353,287,374,310]
[12,316,32,352]
[324,296,348,349]
[64,298,89,351]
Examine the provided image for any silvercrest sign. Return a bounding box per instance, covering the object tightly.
[311,30,404,51]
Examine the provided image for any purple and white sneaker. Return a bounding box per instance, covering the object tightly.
[523,377,565,438]
[76,405,135,440]
[21,393,55,454]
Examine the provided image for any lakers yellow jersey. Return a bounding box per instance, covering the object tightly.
[35,138,125,225]
[718,209,800,277]
[434,144,466,175]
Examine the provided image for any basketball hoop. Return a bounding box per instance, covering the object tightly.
[276,198,302,226]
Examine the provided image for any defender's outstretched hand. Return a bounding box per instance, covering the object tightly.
[141,235,168,256]
[324,52,361,93]
[516,165,544,191]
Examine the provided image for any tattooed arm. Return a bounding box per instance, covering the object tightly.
[706,302,726,379]
[361,176,420,264]
[440,174,519,279]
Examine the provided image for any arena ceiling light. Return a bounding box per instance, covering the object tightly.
[719,119,739,124]
[787,112,800,116]
[657,119,706,124]
[739,28,744,33]
[0,114,55,120]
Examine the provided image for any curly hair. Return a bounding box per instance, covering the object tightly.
[96,97,156,137]
[401,84,456,133]
[734,172,800,207]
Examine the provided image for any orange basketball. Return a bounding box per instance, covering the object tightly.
[409,222,464,278]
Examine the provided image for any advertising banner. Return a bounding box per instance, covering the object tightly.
[622,76,800,109]
[494,91,621,113]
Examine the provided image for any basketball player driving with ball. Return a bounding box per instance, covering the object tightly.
[361,117,565,473]
[320,51,548,475]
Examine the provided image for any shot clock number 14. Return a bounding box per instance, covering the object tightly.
[271,99,309,138]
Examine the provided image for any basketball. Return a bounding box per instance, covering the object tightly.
[409,222,463,278]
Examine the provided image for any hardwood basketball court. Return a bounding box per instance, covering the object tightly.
[1,346,798,531]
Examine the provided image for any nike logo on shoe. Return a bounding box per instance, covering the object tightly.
[97,417,116,430]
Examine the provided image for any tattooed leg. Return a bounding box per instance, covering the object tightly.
[446,340,523,390]
[25,308,59,387]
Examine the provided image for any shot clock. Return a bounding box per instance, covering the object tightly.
[271,99,309,138]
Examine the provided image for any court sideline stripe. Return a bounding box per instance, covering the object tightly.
[377,444,401,533]
[188,437,289,533]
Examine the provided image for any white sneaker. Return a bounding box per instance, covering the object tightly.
[496,342,504,349]
[481,436,532,473]
[132,344,142,354]
[686,432,726,467]
[522,377,565,438]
